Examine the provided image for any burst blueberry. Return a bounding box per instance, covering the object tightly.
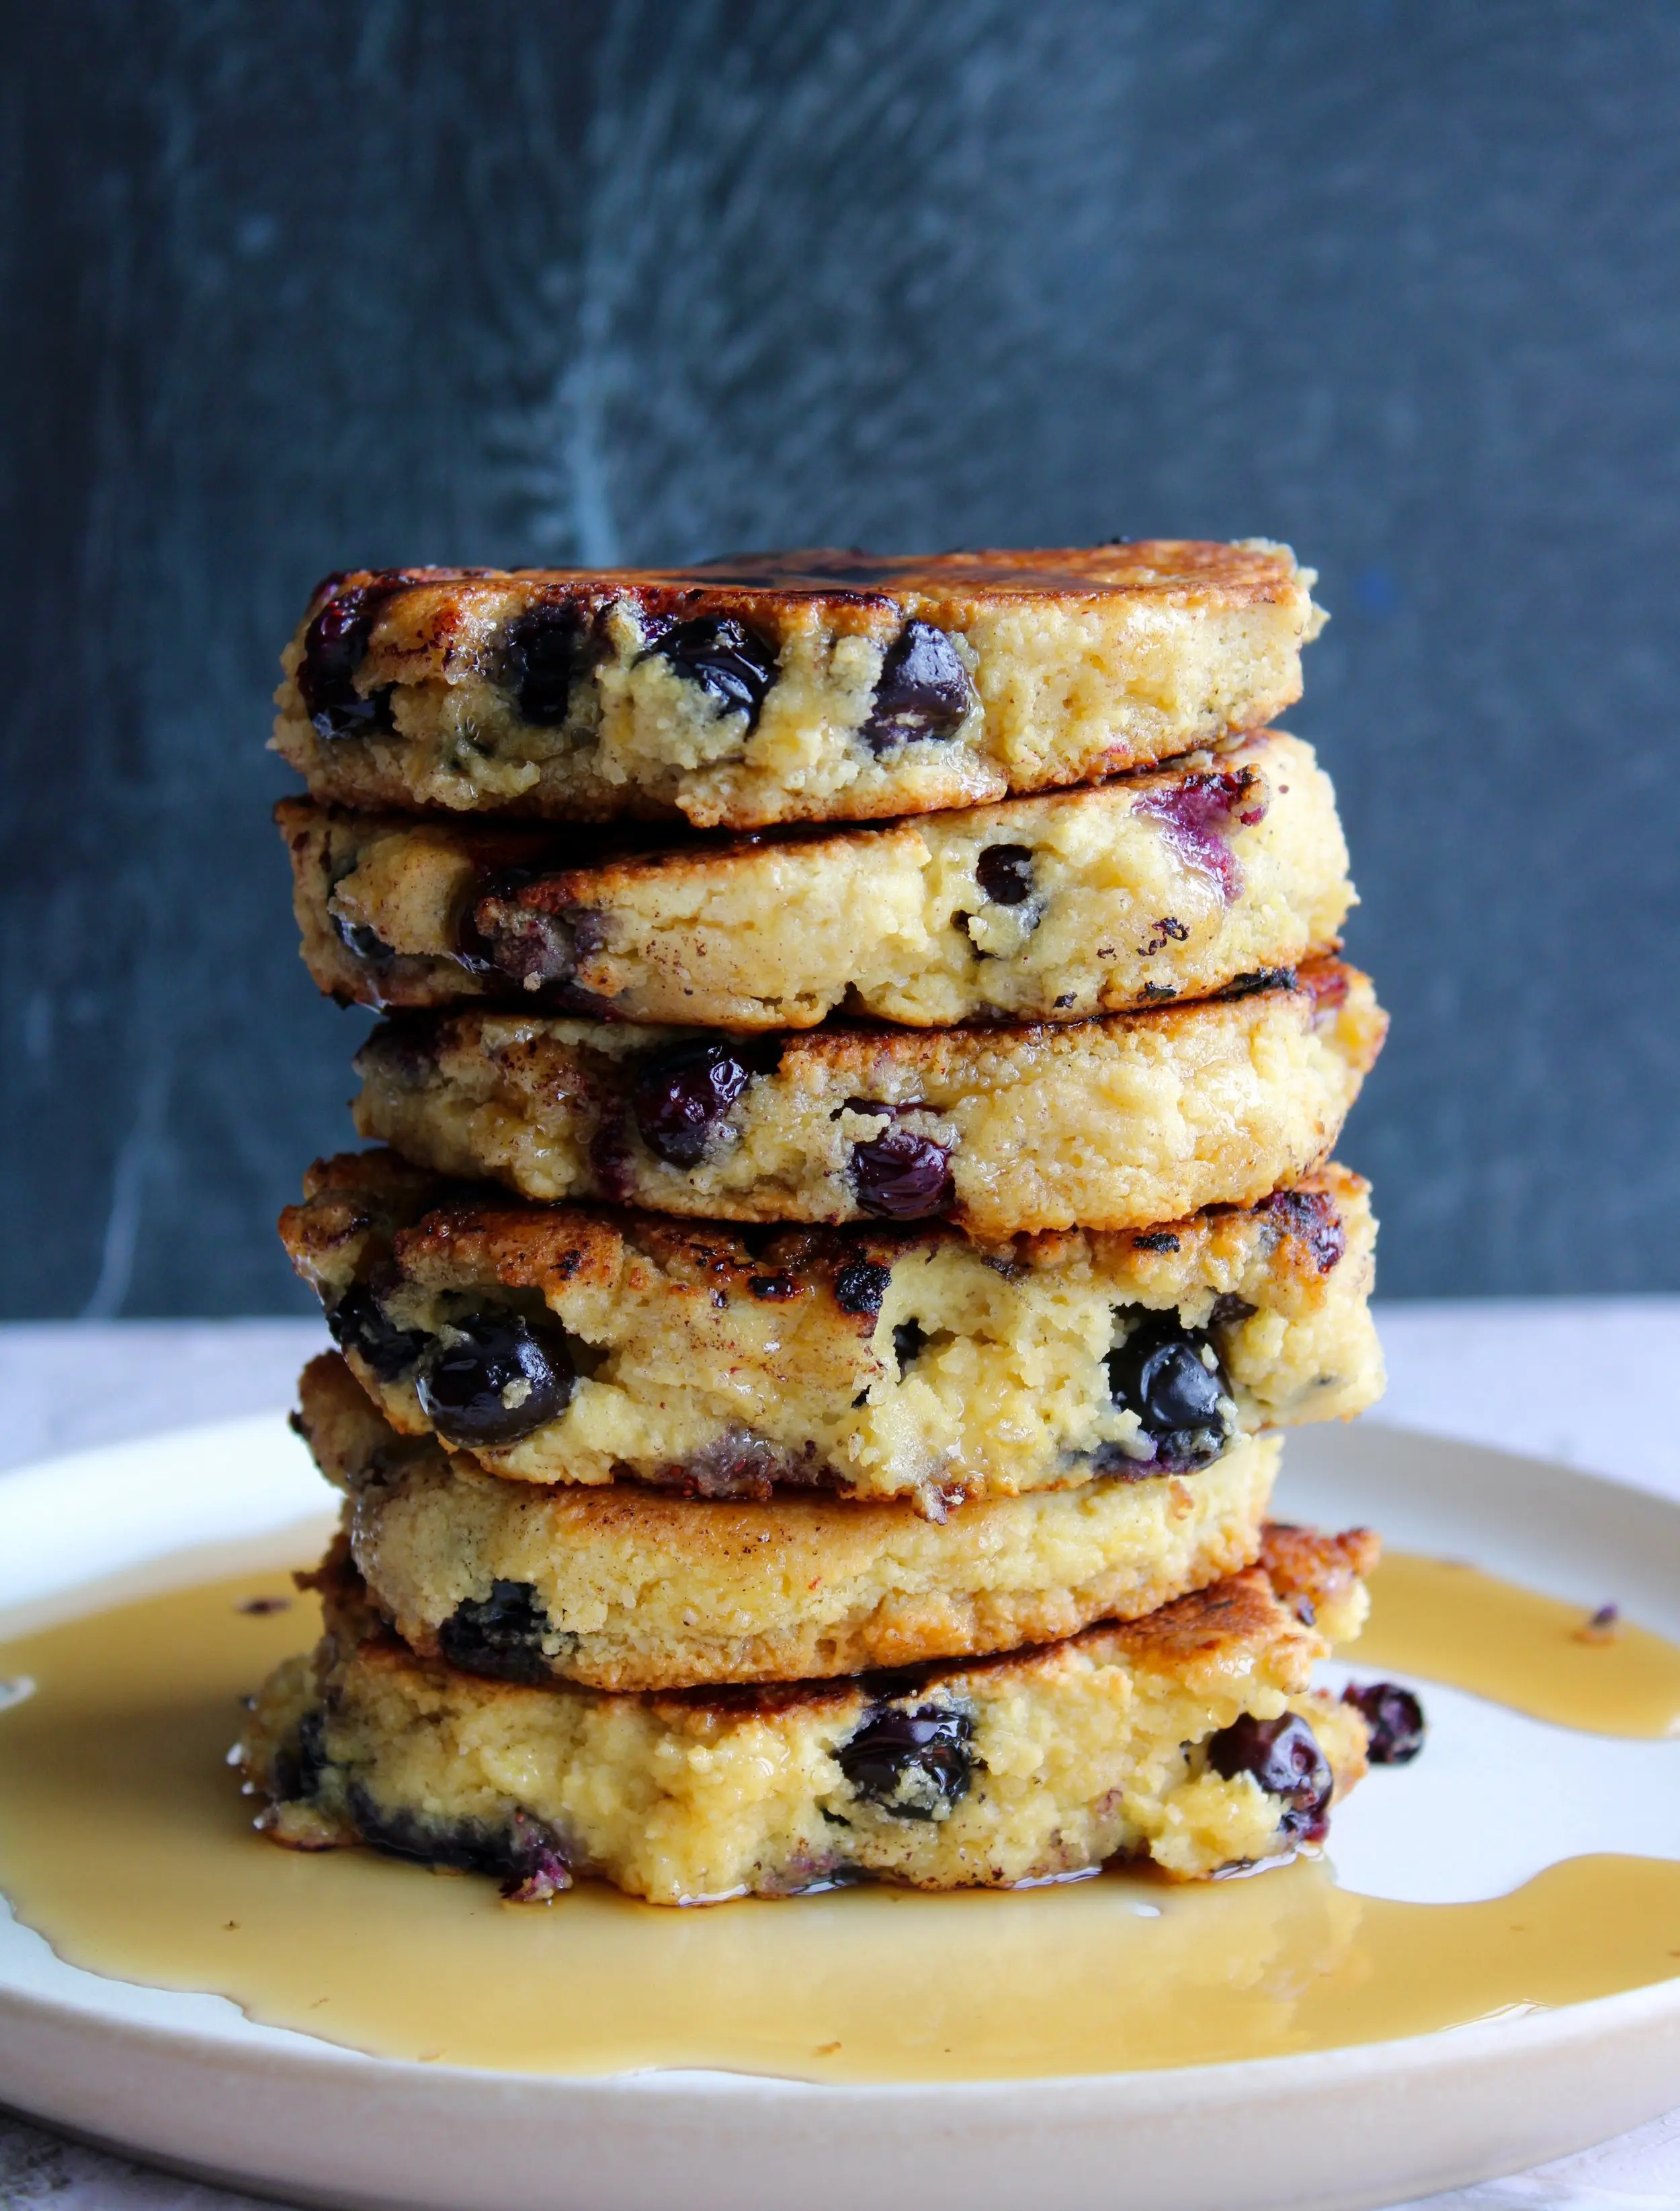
[1341,1681,1427,1765]
[975,843,1035,905]
[849,1122,954,1220]
[1207,1711,1334,1840]
[632,1040,759,1167]
[298,585,396,740]
[1106,1312,1234,1472]
[836,1705,975,1819]
[331,913,395,966]
[646,615,777,726]
[458,869,577,990]
[439,1579,556,1685]
[415,1314,575,1447]
[325,1284,427,1382]
[506,603,588,726]
[859,621,973,752]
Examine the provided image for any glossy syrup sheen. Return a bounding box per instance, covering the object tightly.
[2,1550,1680,2084]
[1358,1552,1680,1737]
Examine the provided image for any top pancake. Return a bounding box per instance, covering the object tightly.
[271,543,1325,831]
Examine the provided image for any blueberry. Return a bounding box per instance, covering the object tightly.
[975,843,1035,905]
[326,1284,427,1382]
[348,1788,494,1874]
[298,585,396,740]
[645,615,777,726]
[458,869,575,990]
[1224,968,1298,998]
[1341,1681,1427,1765]
[836,1704,975,1819]
[347,1788,570,1899]
[415,1314,575,1447]
[1132,769,1256,903]
[589,1113,637,1204]
[833,1257,892,1319]
[892,1319,927,1373]
[332,913,396,966]
[1261,1186,1347,1274]
[456,867,532,972]
[439,1579,556,1684]
[1106,1313,1234,1472]
[632,1040,757,1167]
[500,1809,573,1903]
[859,622,973,753]
[505,603,587,726]
[356,1017,436,1092]
[1207,1712,1334,1841]
[669,1428,806,1499]
[849,1124,954,1220]
[274,1707,328,1802]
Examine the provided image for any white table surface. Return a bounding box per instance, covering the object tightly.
[3,1301,1679,2211]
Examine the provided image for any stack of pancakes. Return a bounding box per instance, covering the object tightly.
[241,544,1392,1907]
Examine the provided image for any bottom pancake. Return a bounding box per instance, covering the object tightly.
[301,1349,1282,1689]
[238,1527,1375,1906]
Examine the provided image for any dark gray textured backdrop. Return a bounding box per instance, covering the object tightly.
[3,0,1677,1315]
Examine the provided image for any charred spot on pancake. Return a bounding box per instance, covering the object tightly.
[833,1257,893,1319]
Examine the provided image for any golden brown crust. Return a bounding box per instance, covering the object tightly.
[294,543,1314,653]
[1260,1519,1384,1598]
[283,1148,1371,1313]
[310,1536,1354,1717]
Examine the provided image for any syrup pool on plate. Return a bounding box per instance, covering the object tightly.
[1,1545,1679,2083]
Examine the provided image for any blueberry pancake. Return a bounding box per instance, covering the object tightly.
[351,956,1386,1240]
[299,1349,1284,1689]
[271,544,1324,831]
[239,1525,1374,1905]
[281,1151,1380,1509]
[281,730,1351,1032]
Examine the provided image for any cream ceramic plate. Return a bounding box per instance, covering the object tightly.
[2,1415,1679,2211]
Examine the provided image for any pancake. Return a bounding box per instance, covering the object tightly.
[281,1151,1380,1509]
[270,543,1323,831]
[350,956,1384,1241]
[280,729,1351,1030]
[300,1349,1282,1690]
[238,1524,1374,1905]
